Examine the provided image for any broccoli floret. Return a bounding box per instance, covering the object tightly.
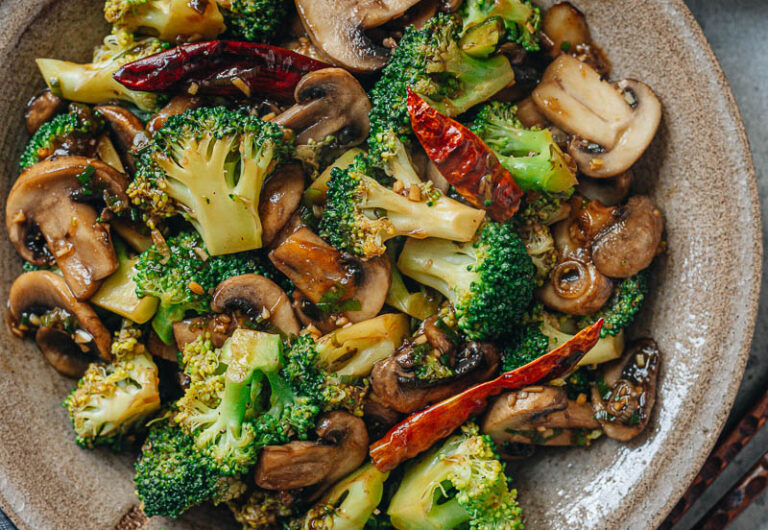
[175,330,282,474]
[469,102,576,193]
[133,231,285,343]
[217,0,287,42]
[63,326,161,449]
[228,489,297,529]
[104,0,226,41]
[517,222,557,286]
[299,463,390,529]
[367,13,514,174]
[129,106,293,254]
[578,270,650,337]
[315,313,411,377]
[502,306,625,371]
[36,30,169,111]
[20,104,104,170]
[388,422,523,530]
[460,0,541,52]
[514,190,572,225]
[134,422,246,518]
[410,340,456,383]
[319,164,485,259]
[397,222,535,341]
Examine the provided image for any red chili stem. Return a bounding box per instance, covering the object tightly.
[114,41,329,101]
[406,88,523,222]
[369,319,604,472]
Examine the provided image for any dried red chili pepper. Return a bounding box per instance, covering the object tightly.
[369,319,603,472]
[114,41,329,102]
[406,88,523,222]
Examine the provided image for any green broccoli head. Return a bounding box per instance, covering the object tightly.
[63,326,160,449]
[319,163,485,260]
[20,104,104,170]
[460,0,541,52]
[129,106,294,255]
[133,230,286,344]
[578,270,650,337]
[470,101,577,193]
[388,422,524,530]
[300,463,390,529]
[517,222,557,286]
[104,0,226,42]
[367,13,514,168]
[502,306,626,371]
[397,221,535,341]
[217,0,288,42]
[134,422,246,518]
[36,29,169,111]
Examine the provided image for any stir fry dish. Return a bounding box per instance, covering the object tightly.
[5,0,667,527]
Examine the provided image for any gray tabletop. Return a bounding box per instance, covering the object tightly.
[0,2,766,530]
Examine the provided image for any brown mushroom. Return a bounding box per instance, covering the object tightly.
[171,314,238,352]
[295,0,421,72]
[258,163,305,247]
[292,290,339,334]
[591,339,660,441]
[255,411,368,495]
[6,156,128,300]
[541,2,591,59]
[146,95,203,137]
[210,274,300,336]
[95,105,147,173]
[25,89,65,134]
[272,68,371,149]
[371,341,499,414]
[532,55,661,178]
[591,195,664,278]
[8,271,112,377]
[576,171,632,206]
[146,329,180,363]
[482,386,601,448]
[269,228,390,323]
[364,392,403,439]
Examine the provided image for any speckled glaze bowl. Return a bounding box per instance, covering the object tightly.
[0,0,760,529]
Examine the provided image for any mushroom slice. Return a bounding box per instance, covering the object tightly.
[258,163,305,247]
[576,170,632,206]
[591,195,664,278]
[371,341,499,414]
[272,69,371,148]
[532,55,661,177]
[210,274,300,337]
[269,227,390,323]
[8,271,112,377]
[482,386,567,443]
[146,95,203,137]
[591,339,660,441]
[95,105,147,173]
[25,89,64,134]
[295,0,421,72]
[172,314,238,352]
[541,3,591,58]
[6,156,128,300]
[255,411,369,495]
[537,258,613,316]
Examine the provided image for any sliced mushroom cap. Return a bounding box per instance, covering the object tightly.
[532,55,661,177]
[591,195,664,278]
[591,339,660,441]
[146,95,203,137]
[25,89,65,134]
[172,314,238,352]
[210,274,300,336]
[8,271,112,377]
[273,68,371,149]
[541,2,591,59]
[258,163,305,247]
[95,105,147,173]
[371,341,500,414]
[296,0,421,72]
[6,156,128,300]
[292,290,339,334]
[146,328,181,362]
[576,171,632,206]
[255,411,368,495]
[269,228,390,323]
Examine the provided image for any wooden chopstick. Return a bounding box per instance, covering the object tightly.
[695,452,768,529]
[659,389,768,529]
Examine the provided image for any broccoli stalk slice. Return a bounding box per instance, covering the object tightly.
[386,264,442,321]
[388,423,523,530]
[150,301,190,344]
[460,0,541,52]
[104,0,226,42]
[470,102,577,193]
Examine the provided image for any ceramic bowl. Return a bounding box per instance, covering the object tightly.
[0,0,760,529]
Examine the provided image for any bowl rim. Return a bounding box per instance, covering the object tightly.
[0,0,761,529]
